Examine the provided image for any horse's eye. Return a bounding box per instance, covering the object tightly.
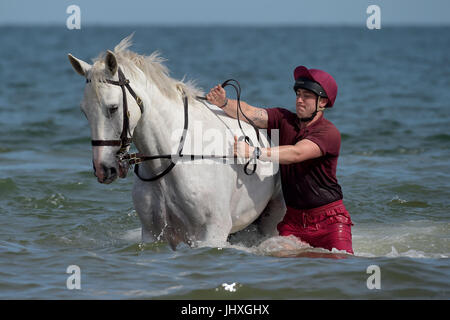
[108,105,119,114]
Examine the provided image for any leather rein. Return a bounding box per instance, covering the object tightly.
[86,67,261,182]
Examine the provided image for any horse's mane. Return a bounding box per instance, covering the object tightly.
[89,34,203,101]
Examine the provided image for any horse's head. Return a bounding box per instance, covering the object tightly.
[68,50,144,184]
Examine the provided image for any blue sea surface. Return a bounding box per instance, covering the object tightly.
[0,26,449,299]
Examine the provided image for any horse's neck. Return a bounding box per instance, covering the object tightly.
[133,84,186,167]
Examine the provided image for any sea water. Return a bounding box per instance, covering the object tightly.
[0,26,449,299]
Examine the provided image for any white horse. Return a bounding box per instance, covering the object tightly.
[68,35,286,249]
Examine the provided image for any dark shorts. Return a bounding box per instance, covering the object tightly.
[277,200,354,254]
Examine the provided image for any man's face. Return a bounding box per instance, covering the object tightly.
[295,88,318,119]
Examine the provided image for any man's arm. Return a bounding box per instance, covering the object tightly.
[206,85,268,129]
[261,139,323,164]
[235,137,323,165]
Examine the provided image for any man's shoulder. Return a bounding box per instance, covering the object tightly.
[266,107,297,131]
[310,117,341,148]
[317,116,340,135]
[266,106,295,117]
[306,116,341,156]
[266,107,297,123]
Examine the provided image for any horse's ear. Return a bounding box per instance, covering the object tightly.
[68,53,92,77]
[105,50,118,76]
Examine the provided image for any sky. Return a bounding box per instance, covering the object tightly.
[0,0,449,26]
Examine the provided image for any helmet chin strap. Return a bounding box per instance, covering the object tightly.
[299,96,323,122]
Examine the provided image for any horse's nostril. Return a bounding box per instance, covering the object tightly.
[101,164,117,178]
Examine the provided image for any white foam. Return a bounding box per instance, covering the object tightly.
[355,246,450,259]
[120,228,141,242]
[119,220,449,259]
[254,235,311,255]
[352,220,449,259]
[222,282,237,292]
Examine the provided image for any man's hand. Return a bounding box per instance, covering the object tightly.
[205,84,269,129]
[234,135,254,159]
[206,84,227,107]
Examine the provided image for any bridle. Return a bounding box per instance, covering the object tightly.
[86,67,262,182]
[87,67,180,181]
[88,68,143,153]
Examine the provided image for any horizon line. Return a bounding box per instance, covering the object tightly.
[1,22,450,28]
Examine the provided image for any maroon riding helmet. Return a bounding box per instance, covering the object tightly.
[293,66,338,108]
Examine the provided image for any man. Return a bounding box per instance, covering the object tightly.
[206,66,354,254]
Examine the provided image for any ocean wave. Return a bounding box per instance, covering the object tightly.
[356,246,449,259]
[425,133,450,142]
[388,196,430,208]
[353,147,426,156]
[352,220,449,259]
[0,178,18,194]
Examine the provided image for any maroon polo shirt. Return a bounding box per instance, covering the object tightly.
[266,107,343,210]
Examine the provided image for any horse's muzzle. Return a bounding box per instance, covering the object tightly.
[93,161,119,184]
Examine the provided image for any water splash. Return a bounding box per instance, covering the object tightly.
[222,282,237,292]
